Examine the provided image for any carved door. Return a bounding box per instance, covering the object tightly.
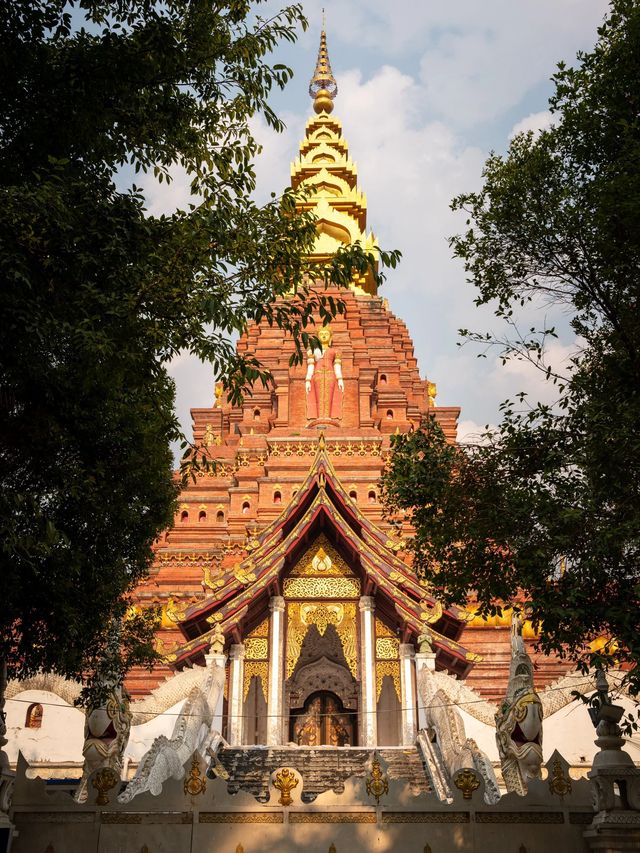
[290,690,355,746]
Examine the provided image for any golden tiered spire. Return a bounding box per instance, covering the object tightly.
[292,28,379,295]
[309,29,338,114]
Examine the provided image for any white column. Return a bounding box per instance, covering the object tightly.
[359,596,377,747]
[228,644,245,746]
[266,595,285,746]
[204,651,227,733]
[415,649,436,730]
[416,652,436,729]
[399,643,418,745]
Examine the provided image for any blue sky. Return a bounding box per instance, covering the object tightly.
[146,0,610,444]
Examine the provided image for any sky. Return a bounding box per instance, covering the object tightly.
[143,0,611,446]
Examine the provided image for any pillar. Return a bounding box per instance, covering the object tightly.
[266,595,285,746]
[415,648,436,731]
[204,651,227,734]
[359,595,377,747]
[399,643,418,745]
[228,644,245,746]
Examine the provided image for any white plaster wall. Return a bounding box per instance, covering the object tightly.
[5,689,85,765]
[458,708,500,761]
[543,694,640,766]
[5,690,186,770]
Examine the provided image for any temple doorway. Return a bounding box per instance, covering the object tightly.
[289,690,356,746]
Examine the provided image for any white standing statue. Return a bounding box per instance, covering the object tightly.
[495,612,544,795]
[74,683,132,803]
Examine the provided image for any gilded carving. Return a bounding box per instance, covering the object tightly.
[381,812,470,824]
[474,812,564,824]
[286,602,357,678]
[283,577,360,599]
[92,767,119,806]
[366,755,389,805]
[202,565,225,592]
[243,661,268,702]
[375,619,397,639]
[202,424,222,447]
[183,754,206,797]
[273,768,299,806]
[199,812,284,824]
[300,602,343,636]
[420,600,443,624]
[289,536,355,577]
[375,661,401,702]
[548,757,572,796]
[289,813,376,824]
[375,637,399,660]
[245,638,268,660]
[453,769,480,800]
[157,552,215,565]
[268,439,382,458]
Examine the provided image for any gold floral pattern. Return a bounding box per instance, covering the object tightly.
[243,661,268,702]
[283,577,360,599]
[375,661,401,701]
[286,601,357,678]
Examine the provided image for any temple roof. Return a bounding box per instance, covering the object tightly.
[166,436,477,678]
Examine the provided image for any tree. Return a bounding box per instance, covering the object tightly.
[1,0,397,699]
[382,0,640,696]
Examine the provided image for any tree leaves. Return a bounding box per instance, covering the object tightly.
[0,0,395,697]
[383,0,640,696]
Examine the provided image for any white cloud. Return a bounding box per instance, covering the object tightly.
[509,110,554,140]
[457,419,497,445]
[138,164,195,217]
[153,1,608,448]
[323,0,609,128]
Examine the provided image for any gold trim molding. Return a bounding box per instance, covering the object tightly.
[375,660,401,702]
[199,813,283,824]
[289,812,376,824]
[283,577,360,599]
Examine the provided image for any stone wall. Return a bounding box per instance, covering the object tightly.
[10,749,594,853]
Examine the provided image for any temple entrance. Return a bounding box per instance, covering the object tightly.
[289,690,356,746]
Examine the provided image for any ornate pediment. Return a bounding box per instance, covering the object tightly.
[288,534,355,577]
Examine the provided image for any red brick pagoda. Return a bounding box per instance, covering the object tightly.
[127,29,568,748]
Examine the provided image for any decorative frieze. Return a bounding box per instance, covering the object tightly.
[283,576,360,599]
[199,812,283,824]
[289,812,376,824]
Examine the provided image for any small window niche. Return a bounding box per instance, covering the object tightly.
[25,703,43,729]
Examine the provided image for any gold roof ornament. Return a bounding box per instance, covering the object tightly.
[309,28,337,114]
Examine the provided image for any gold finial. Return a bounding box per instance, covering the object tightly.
[309,28,337,114]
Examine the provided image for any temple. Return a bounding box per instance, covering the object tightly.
[5,29,640,853]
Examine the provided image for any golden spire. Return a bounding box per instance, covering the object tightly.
[292,24,379,294]
[309,26,337,114]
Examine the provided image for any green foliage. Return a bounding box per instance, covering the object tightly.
[0,0,395,699]
[383,0,640,695]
